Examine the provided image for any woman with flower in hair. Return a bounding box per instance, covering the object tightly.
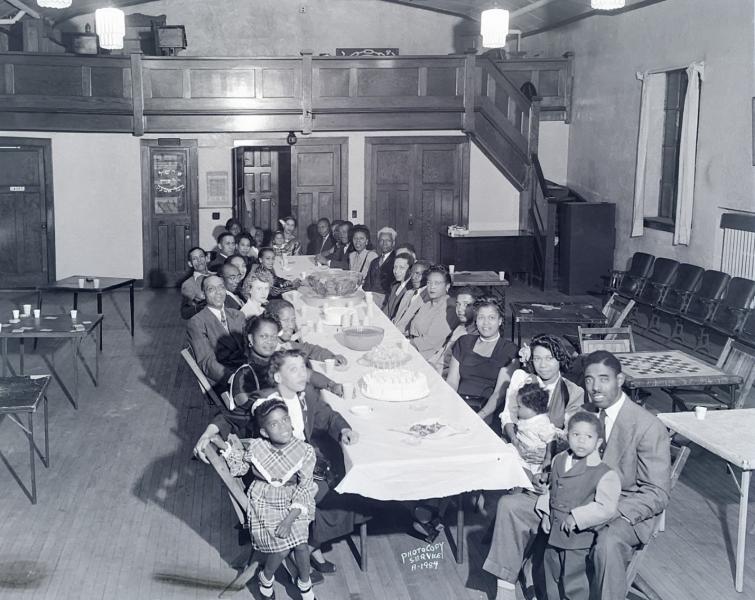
[212,396,318,600]
[499,333,585,453]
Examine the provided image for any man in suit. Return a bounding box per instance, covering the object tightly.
[483,350,670,600]
[363,226,396,296]
[219,263,245,310]
[186,275,246,389]
[180,246,211,320]
[316,221,352,269]
[208,231,237,272]
[307,217,337,256]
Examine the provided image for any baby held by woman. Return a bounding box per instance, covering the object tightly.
[511,383,559,476]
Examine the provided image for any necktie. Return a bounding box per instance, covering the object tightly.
[599,410,608,456]
[298,392,308,432]
[220,310,229,334]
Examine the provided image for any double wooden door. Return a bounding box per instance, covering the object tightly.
[365,137,469,262]
[0,138,55,286]
[140,140,199,288]
[234,138,347,249]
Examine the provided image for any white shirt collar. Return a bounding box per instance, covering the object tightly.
[604,394,626,422]
[207,306,225,323]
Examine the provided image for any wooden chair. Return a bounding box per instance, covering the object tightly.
[626,442,691,600]
[578,326,636,354]
[737,309,755,348]
[565,296,635,352]
[667,338,755,411]
[180,347,234,412]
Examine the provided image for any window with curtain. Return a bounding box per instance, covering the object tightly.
[632,62,703,245]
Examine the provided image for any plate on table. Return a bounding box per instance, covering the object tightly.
[391,418,469,440]
[350,405,373,417]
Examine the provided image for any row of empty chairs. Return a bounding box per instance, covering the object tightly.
[607,252,755,355]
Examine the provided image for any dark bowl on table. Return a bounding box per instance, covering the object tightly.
[341,326,384,351]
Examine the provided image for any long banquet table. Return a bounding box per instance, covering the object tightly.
[277,256,531,501]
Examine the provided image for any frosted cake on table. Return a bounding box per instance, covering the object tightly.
[359,368,429,402]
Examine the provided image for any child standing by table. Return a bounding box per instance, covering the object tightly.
[536,411,621,600]
[217,397,318,600]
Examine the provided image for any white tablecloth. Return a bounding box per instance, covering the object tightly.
[280,256,531,501]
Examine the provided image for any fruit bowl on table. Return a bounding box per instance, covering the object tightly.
[305,269,363,298]
[340,326,384,351]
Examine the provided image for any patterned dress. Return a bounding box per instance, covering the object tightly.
[225,437,317,553]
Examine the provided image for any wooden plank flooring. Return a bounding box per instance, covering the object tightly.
[0,285,752,599]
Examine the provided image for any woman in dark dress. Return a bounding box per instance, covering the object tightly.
[445,297,518,426]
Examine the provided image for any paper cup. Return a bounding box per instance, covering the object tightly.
[499,271,506,281]
[70,309,78,320]
[12,309,19,320]
[78,278,85,288]
[33,309,41,319]
[324,358,336,374]
[93,278,100,288]
[448,264,455,274]
[23,304,31,316]
[695,406,707,420]
[342,382,355,400]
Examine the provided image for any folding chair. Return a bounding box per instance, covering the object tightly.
[667,338,755,411]
[577,326,636,354]
[606,252,655,297]
[671,270,730,345]
[648,263,703,335]
[626,442,691,600]
[630,258,679,329]
[565,295,635,352]
[180,347,234,411]
[737,309,755,348]
[695,277,755,355]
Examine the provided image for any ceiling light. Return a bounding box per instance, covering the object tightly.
[481,8,510,48]
[591,0,626,9]
[95,7,126,50]
[37,0,72,7]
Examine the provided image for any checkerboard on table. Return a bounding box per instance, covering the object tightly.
[618,352,719,377]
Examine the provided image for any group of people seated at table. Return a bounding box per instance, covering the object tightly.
[180,215,672,600]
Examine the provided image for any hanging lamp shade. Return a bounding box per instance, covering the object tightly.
[481,8,510,48]
[95,7,126,50]
[591,0,626,9]
[37,0,72,7]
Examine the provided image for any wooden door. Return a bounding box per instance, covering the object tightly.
[291,138,347,249]
[366,137,469,262]
[0,138,55,286]
[236,147,279,233]
[141,140,199,288]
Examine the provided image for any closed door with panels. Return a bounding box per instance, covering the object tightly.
[0,138,55,287]
[291,139,347,250]
[366,137,468,262]
[234,147,280,233]
[141,140,199,288]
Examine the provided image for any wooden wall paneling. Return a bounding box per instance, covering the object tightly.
[130,53,144,136]
[189,69,256,98]
[300,50,313,134]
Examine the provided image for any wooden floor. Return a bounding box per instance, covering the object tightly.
[0,284,752,600]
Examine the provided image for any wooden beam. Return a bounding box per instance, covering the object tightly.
[5,0,40,20]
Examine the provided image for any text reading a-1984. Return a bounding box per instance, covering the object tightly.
[400,541,445,571]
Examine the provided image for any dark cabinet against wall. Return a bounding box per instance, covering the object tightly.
[439,230,533,277]
[558,201,615,295]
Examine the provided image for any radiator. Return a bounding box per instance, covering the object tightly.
[720,213,755,279]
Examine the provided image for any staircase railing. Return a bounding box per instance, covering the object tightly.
[530,153,558,290]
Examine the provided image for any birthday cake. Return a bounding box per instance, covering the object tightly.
[358,368,429,402]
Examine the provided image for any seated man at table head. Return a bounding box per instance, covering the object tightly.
[363,226,397,296]
[180,246,211,320]
[186,275,246,389]
[382,251,415,320]
[483,349,670,600]
[209,231,237,271]
[307,217,336,256]
[348,225,378,278]
[265,299,347,366]
[220,263,245,310]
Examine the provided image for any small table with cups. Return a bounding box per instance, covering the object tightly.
[278,256,532,567]
[0,309,103,409]
[658,409,755,592]
[40,276,135,349]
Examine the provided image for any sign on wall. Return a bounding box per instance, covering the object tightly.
[205,171,229,207]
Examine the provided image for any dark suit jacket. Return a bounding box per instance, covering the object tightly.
[363,251,395,294]
[382,280,411,319]
[186,307,246,384]
[307,234,337,256]
[223,292,245,311]
[328,242,352,270]
[602,395,671,543]
[208,252,231,273]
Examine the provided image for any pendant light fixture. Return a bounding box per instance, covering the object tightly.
[481,7,510,49]
[591,0,626,9]
[37,0,72,7]
[95,7,126,50]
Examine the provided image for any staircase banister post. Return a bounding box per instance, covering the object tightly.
[300,49,313,134]
[462,49,478,134]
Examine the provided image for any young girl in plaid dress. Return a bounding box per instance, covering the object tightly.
[219,397,318,600]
